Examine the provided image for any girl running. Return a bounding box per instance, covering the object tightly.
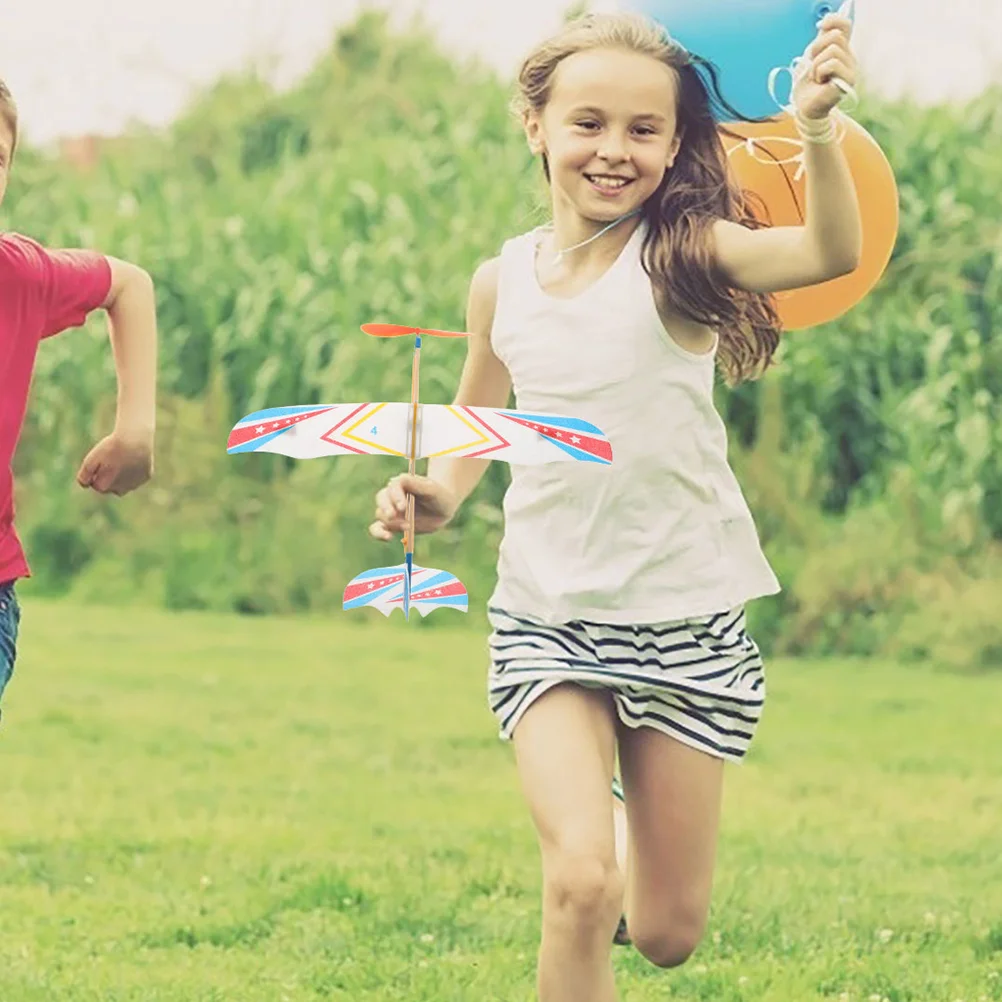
[370,11,859,1000]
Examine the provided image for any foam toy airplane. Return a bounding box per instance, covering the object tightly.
[227,323,613,619]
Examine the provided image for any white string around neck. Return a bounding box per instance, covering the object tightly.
[546,208,643,265]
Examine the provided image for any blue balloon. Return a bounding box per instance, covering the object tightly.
[623,0,855,121]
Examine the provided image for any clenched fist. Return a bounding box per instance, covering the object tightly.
[369,473,458,541]
[77,430,154,496]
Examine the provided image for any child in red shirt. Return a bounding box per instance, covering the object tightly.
[0,79,159,727]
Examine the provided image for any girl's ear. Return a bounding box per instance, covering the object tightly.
[523,110,546,155]
[667,130,683,168]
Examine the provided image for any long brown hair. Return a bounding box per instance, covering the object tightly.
[511,12,781,385]
[0,79,17,160]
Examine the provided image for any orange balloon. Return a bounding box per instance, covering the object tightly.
[720,113,899,330]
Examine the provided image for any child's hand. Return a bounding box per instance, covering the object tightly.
[369,473,458,541]
[76,430,154,496]
[792,10,857,120]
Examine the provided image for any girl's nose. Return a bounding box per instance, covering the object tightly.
[597,136,628,162]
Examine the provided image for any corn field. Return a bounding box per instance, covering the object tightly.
[5,10,1001,667]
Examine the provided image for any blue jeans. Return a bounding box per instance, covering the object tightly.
[0,580,21,726]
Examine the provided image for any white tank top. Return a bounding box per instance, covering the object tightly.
[487,219,781,625]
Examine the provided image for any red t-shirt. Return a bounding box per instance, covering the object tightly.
[0,233,112,584]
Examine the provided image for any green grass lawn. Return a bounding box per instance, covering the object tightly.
[1,599,1000,1001]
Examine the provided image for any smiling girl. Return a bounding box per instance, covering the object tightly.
[370,11,860,999]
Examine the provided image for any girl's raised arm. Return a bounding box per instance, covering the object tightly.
[710,11,863,295]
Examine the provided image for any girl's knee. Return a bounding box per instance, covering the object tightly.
[630,911,707,969]
[544,852,624,925]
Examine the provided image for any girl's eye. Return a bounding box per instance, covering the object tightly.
[574,122,657,136]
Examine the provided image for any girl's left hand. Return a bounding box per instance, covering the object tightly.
[792,12,857,120]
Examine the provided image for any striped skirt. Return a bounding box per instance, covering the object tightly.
[486,605,766,763]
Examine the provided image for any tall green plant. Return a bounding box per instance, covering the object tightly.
[4,9,999,664]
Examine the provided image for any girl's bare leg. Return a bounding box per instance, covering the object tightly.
[613,795,628,874]
[612,792,630,943]
[617,722,725,968]
[512,683,624,1002]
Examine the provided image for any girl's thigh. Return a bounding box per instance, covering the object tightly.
[512,682,621,864]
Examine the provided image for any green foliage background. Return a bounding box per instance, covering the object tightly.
[5,10,1001,667]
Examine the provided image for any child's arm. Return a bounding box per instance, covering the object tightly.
[76,257,158,496]
[369,256,511,541]
[711,11,863,294]
[427,256,511,505]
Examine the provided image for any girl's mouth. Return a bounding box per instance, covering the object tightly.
[584,174,634,196]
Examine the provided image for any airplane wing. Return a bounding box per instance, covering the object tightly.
[228,403,613,465]
[343,564,468,616]
[417,405,613,465]
[227,403,411,457]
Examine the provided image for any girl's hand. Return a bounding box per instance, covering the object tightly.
[792,11,857,120]
[368,474,458,541]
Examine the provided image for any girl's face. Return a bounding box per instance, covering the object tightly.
[525,47,682,225]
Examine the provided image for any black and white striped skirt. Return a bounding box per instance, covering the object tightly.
[486,605,766,763]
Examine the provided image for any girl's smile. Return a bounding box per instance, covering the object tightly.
[584,173,636,196]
